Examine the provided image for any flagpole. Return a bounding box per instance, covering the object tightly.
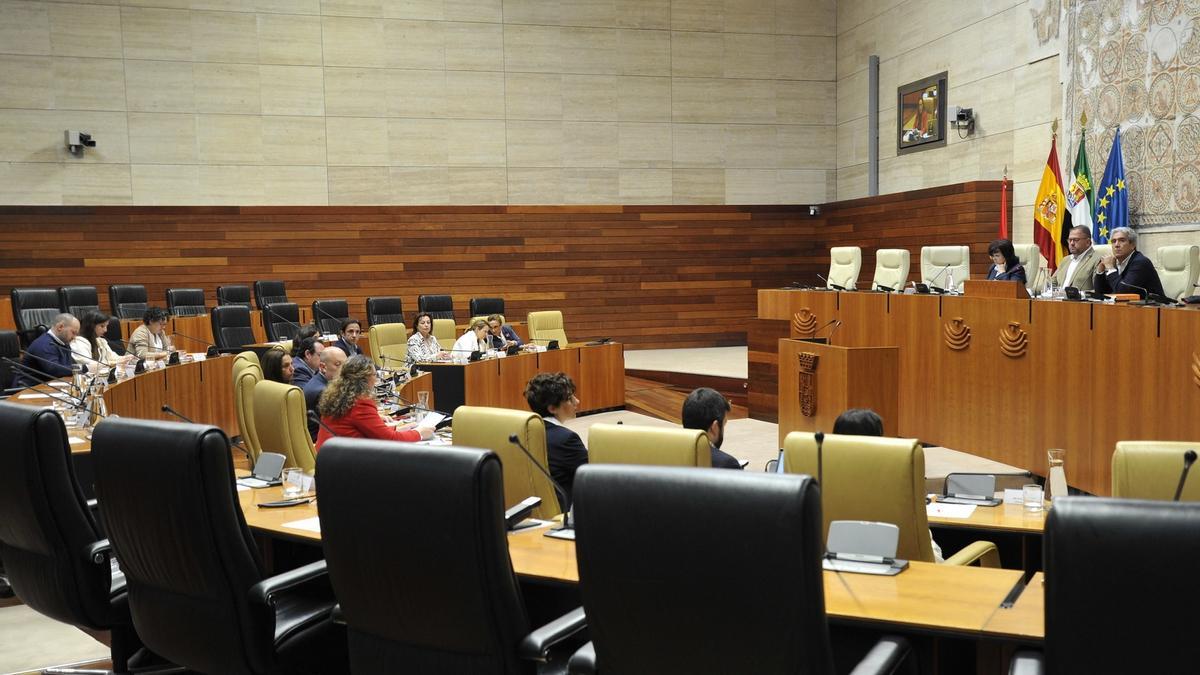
[1000,165,1008,239]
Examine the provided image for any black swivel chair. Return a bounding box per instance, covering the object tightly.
[470,297,506,320]
[567,465,912,675]
[418,294,455,321]
[316,438,585,673]
[312,299,349,335]
[0,331,19,393]
[1010,497,1200,675]
[60,285,101,317]
[365,296,403,326]
[165,288,206,317]
[106,317,127,356]
[10,287,61,347]
[253,280,288,310]
[0,402,176,674]
[109,285,148,320]
[91,418,347,675]
[211,305,256,351]
[216,284,252,308]
[262,302,301,342]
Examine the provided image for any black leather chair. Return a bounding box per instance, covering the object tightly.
[109,285,148,320]
[418,294,455,321]
[262,302,301,342]
[470,297,506,319]
[92,418,347,675]
[60,285,101,316]
[0,330,19,393]
[165,288,206,317]
[1010,497,1200,675]
[253,280,288,310]
[316,438,585,673]
[11,287,61,346]
[312,299,349,335]
[0,402,169,674]
[216,284,252,308]
[106,317,126,356]
[211,305,256,351]
[365,296,403,326]
[568,465,912,675]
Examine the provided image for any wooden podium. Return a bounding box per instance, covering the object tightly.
[963,279,1030,299]
[777,338,899,447]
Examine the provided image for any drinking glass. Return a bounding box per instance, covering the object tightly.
[282,468,304,498]
[1022,484,1044,512]
[417,390,430,422]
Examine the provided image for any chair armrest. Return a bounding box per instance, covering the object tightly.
[331,604,346,625]
[249,559,327,608]
[944,540,1000,567]
[1009,650,1044,675]
[84,538,112,565]
[848,635,912,675]
[567,641,596,675]
[519,606,587,662]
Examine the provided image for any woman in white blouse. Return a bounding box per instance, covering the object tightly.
[71,311,135,371]
[406,312,446,367]
[451,319,490,362]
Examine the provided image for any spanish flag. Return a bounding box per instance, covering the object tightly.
[1034,135,1066,273]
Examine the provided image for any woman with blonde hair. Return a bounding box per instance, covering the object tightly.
[450,318,490,362]
[315,355,434,451]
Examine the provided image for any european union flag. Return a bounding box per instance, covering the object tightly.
[1093,129,1128,243]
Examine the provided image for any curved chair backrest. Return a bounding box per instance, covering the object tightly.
[105,317,125,355]
[0,330,20,389]
[10,287,60,346]
[317,440,531,674]
[588,423,711,467]
[1013,243,1043,294]
[432,318,457,344]
[469,297,505,319]
[108,284,147,320]
[216,284,252,308]
[1044,497,1200,674]
[365,296,403,326]
[1112,441,1200,501]
[827,246,862,290]
[418,294,455,321]
[58,285,100,317]
[0,402,116,630]
[312,299,349,335]
[573,465,834,674]
[920,245,970,292]
[165,288,206,317]
[232,354,264,462]
[783,431,934,562]
[262,302,301,342]
[527,310,568,346]
[1092,244,1112,261]
[253,280,288,310]
[1156,245,1200,300]
[91,418,276,674]
[211,305,255,351]
[871,249,911,291]
[451,406,559,520]
[252,380,315,472]
[368,323,407,369]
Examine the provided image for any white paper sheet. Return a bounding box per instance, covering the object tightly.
[18,393,51,400]
[283,517,322,533]
[420,411,446,428]
[68,436,85,445]
[926,502,976,519]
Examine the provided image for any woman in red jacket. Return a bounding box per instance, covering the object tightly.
[315,355,434,452]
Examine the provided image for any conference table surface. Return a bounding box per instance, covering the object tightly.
[927,497,1048,534]
[238,483,1043,641]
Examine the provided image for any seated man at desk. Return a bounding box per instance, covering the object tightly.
[290,337,323,388]
[681,387,741,470]
[486,314,523,350]
[1050,226,1100,292]
[1094,226,1166,298]
[303,346,346,440]
[12,313,78,388]
[525,372,588,510]
[128,307,174,360]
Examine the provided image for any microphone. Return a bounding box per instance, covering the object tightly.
[927,265,952,293]
[824,320,843,343]
[4,357,86,399]
[262,305,306,342]
[311,303,347,336]
[508,433,573,532]
[307,410,338,437]
[815,430,825,497]
[1118,281,1178,305]
[1174,450,1197,501]
[161,404,255,467]
[816,273,847,292]
[171,331,219,357]
[874,283,895,293]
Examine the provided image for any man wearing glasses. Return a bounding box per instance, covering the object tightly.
[1050,226,1100,292]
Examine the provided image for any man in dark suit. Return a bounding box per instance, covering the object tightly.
[682,387,742,470]
[302,346,346,439]
[525,372,588,511]
[1094,227,1166,299]
[12,313,79,388]
[290,337,323,389]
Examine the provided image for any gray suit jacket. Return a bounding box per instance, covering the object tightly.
[1050,246,1100,292]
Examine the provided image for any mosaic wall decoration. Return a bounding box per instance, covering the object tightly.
[1066,0,1200,226]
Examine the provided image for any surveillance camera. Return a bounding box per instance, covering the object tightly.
[809,205,820,216]
[65,130,96,155]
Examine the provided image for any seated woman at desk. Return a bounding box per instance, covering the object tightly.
[315,355,434,452]
[71,311,135,371]
[525,372,588,511]
[128,307,174,360]
[406,312,446,366]
[332,318,363,357]
[985,239,1027,284]
[261,348,294,384]
[451,319,490,362]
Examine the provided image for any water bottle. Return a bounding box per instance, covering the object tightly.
[946,270,955,294]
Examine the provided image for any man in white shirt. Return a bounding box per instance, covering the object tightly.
[1049,226,1100,292]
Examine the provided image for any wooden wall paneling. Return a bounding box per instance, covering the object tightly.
[833,291,889,348]
[578,343,625,410]
[0,297,14,331]
[199,356,238,433]
[497,353,538,411]
[748,318,789,422]
[889,294,943,440]
[1029,301,1096,491]
[1153,308,1200,443]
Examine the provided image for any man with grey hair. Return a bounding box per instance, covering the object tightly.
[1050,225,1100,292]
[1094,226,1166,299]
[11,313,79,388]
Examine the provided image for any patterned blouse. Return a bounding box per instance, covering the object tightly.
[406,332,442,366]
